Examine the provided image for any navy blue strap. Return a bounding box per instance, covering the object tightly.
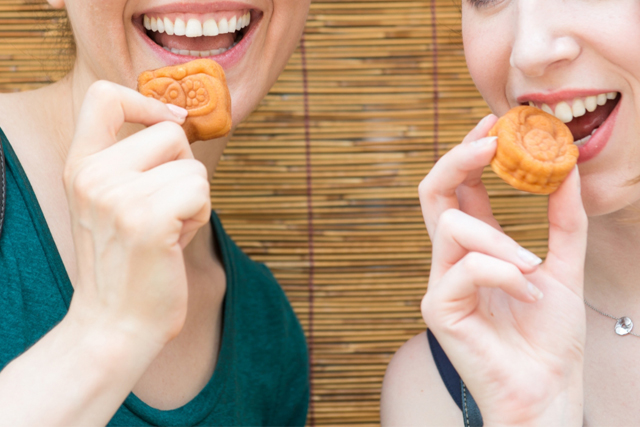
[461,381,484,427]
[427,329,463,410]
[426,329,483,427]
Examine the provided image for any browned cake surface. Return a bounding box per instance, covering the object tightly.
[138,59,232,143]
[489,106,579,194]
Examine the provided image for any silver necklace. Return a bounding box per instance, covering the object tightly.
[584,299,640,337]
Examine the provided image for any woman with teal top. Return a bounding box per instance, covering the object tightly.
[0,0,310,425]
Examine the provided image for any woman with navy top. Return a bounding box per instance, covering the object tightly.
[382,1,638,426]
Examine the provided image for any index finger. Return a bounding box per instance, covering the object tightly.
[418,114,498,237]
[69,80,187,162]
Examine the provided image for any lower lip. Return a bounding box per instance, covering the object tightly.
[134,15,260,69]
[576,98,621,164]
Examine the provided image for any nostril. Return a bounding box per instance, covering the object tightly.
[510,35,581,77]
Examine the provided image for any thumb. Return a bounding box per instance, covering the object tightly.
[545,166,588,293]
[69,81,187,163]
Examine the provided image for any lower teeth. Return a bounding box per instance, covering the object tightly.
[575,127,599,147]
[163,46,229,56]
[161,33,242,57]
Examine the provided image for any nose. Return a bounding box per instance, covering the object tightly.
[509,1,581,77]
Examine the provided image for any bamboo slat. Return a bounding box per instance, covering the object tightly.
[0,1,551,425]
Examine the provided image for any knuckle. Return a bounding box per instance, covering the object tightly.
[87,80,117,103]
[192,160,208,179]
[420,292,435,325]
[181,159,208,180]
[486,228,506,249]
[62,164,76,190]
[159,121,188,143]
[71,166,100,201]
[114,202,147,235]
[94,187,124,215]
[192,174,210,194]
[421,288,455,335]
[417,175,433,199]
[503,262,522,281]
[460,252,484,273]
[438,208,461,231]
[178,175,211,205]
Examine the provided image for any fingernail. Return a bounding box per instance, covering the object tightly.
[527,282,544,301]
[517,247,542,266]
[471,136,498,147]
[167,104,188,120]
[476,114,493,129]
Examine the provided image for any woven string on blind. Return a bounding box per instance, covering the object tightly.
[0,1,550,425]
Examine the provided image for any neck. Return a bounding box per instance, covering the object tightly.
[584,208,640,315]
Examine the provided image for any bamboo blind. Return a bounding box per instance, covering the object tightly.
[0,0,550,425]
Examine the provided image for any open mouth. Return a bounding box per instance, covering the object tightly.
[138,9,262,58]
[522,92,621,147]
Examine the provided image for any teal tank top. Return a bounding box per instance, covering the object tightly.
[0,128,309,426]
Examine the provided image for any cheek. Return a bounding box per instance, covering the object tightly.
[66,0,132,78]
[228,1,310,125]
[267,0,310,74]
[463,15,512,114]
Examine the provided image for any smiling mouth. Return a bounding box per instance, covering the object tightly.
[140,10,261,58]
[522,92,621,147]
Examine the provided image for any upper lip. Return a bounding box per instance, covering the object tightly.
[134,1,260,18]
[516,89,617,105]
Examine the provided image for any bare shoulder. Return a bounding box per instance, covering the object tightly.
[380,331,462,427]
[0,91,19,118]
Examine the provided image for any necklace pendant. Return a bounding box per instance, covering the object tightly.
[615,317,634,336]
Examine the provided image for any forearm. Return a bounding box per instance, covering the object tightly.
[0,309,163,426]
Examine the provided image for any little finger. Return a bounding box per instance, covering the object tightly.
[146,175,212,240]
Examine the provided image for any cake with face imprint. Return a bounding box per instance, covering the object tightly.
[137,58,232,143]
[489,106,579,195]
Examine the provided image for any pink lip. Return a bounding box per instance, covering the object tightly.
[576,96,621,164]
[135,1,256,16]
[133,4,262,69]
[516,89,616,105]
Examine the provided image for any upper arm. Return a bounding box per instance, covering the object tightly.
[380,332,463,427]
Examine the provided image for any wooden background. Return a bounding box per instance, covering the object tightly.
[0,0,550,425]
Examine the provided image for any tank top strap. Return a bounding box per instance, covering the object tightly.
[0,130,6,238]
[426,329,484,427]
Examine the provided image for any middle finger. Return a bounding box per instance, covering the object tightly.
[429,209,542,283]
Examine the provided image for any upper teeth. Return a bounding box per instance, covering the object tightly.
[143,12,251,37]
[527,92,618,124]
